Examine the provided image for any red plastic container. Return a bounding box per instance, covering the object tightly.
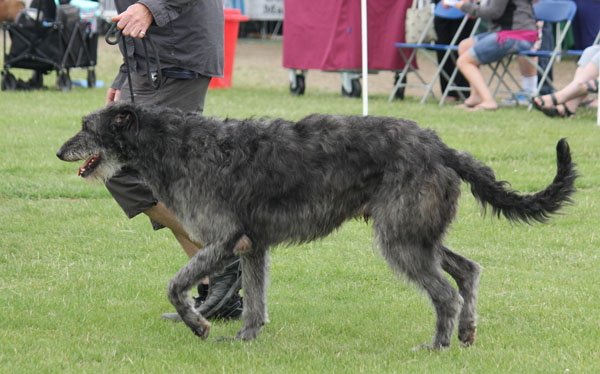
[209,8,249,89]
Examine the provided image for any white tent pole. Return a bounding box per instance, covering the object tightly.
[361,0,368,116]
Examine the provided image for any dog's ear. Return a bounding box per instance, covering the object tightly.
[111,108,140,134]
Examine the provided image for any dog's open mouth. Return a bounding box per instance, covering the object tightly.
[78,153,101,177]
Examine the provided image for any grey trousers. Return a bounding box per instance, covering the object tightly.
[105,73,211,228]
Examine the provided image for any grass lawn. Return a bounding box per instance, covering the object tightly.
[1,39,599,373]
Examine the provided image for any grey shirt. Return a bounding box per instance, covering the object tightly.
[460,0,536,32]
[111,0,224,89]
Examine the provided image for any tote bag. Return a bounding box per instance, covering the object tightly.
[405,0,437,44]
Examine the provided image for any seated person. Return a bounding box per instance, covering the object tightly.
[531,45,600,118]
[446,0,538,111]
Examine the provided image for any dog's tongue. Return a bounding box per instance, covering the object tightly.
[78,154,100,177]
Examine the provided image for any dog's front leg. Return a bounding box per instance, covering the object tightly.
[167,242,237,339]
[235,247,270,341]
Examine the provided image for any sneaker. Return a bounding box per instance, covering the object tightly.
[161,260,243,322]
[501,93,531,107]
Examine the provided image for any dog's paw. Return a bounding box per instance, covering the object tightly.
[182,315,211,339]
[458,323,477,347]
[411,342,449,352]
[235,326,261,341]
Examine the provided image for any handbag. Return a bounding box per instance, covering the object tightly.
[405,0,438,44]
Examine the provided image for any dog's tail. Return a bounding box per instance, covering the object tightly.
[444,138,577,223]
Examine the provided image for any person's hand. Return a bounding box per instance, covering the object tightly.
[442,0,463,8]
[106,88,121,105]
[112,3,153,38]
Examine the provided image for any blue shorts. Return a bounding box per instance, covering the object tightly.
[469,32,535,65]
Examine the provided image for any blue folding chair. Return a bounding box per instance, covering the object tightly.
[518,0,576,107]
[389,2,478,103]
[566,30,600,58]
[442,0,577,108]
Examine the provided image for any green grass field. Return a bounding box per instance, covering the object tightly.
[1,39,599,373]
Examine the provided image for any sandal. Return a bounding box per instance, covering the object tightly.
[582,79,599,93]
[541,103,575,118]
[531,93,558,112]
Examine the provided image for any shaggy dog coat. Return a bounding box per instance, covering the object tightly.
[57,103,577,348]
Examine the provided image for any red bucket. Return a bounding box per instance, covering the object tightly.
[209,8,249,89]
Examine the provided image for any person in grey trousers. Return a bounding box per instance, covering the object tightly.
[105,0,244,321]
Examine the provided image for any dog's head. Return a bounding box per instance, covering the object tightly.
[56,102,143,181]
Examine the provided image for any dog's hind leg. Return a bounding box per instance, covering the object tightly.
[379,239,462,349]
[167,241,238,339]
[235,247,270,340]
[440,245,482,346]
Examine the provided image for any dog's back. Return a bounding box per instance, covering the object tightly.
[168,112,456,246]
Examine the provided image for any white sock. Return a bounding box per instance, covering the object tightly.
[521,75,538,94]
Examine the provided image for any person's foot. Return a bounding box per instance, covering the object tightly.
[501,92,531,107]
[455,97,482,109]
[531,94,557,110]
[541,103,575,118]
[467,102,498,112]
[531,94,576,118]
[162,260,243,322]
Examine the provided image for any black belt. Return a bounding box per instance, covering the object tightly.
[161,67,199,80]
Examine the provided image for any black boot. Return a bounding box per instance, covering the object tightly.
[161,260,243,321]
[198,259,243,320]
[193,283,209,308]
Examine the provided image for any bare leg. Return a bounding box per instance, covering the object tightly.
[517,55,537,80]
[457,51,498,110]
[533,62,599,114]
[145,202,208,285]
[456,38,483,107]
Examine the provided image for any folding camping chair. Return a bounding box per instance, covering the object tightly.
[566,30,600,58]
[509,0,577,109]
[389,2,478,104]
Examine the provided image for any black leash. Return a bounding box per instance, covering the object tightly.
[105,22,162,103]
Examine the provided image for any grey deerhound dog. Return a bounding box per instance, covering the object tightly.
[57,102,577,348]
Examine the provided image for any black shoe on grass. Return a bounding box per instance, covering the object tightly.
[161,259,243,321]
